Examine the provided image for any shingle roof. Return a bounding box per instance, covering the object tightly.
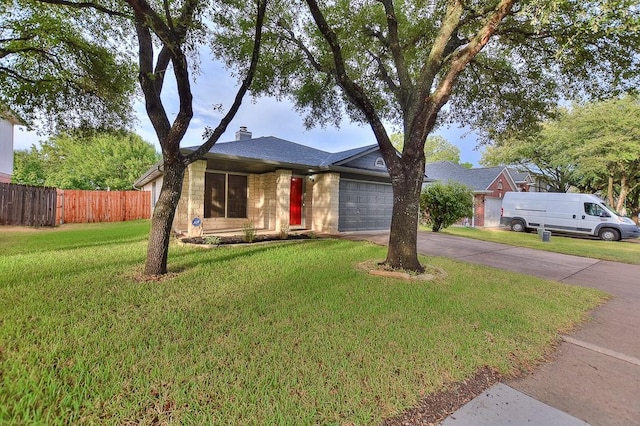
[186,137,382,169]
[136,136,388,187]
[425,161,509,191]
[320,144,379,166]
[187,136,331,167]
[508,169,530,183]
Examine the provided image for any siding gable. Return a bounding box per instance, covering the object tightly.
[340,150,388,172]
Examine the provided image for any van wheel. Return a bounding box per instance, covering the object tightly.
[511,219,525,232]
[599,228,620,241]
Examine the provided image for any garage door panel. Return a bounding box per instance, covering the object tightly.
[484,197,502,228]
[339,179,393,231]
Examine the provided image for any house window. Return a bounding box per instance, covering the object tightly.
[204,172,247,218]
[497,179,503,190]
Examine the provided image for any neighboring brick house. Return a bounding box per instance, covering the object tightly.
[0,114,18,183]
[135,127,399,236]
[424,161,534,227]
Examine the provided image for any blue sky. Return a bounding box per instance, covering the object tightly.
[14,61,485,165]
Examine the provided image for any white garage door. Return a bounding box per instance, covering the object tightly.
[484,197,502,227]
[338,179,393,231]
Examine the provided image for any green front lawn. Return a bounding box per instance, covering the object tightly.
[440,226,640,265]
[0,221,605,424]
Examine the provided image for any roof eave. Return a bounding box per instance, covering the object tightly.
[331,145,380,166]
[134,162,163,188]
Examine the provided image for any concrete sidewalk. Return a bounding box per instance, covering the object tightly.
[340,231,640,425]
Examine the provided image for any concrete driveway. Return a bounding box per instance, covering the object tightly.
[341,230,640,425]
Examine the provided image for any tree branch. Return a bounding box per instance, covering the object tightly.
[304,0,399,170]
[433,0,515,112]
[185,0,268,163]
[153,46,172,95]
[415,0,464,99]
[277,19,324,73]
[378,0,413,108]
[133,20,172,149]
[36,0,131,19]
[368,50,399,94]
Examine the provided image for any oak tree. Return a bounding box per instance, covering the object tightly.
[17,0,268,275]
[247,0,640,271]
[13,130,160,190]
[0,0,136,131]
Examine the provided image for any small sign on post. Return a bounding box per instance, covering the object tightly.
[191,217,203,237]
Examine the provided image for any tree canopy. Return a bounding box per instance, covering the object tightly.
[13,130,160,190]
[0,0,137,131]
[391,133,471,165]
[250,0,640,141]
[480,110,580,193]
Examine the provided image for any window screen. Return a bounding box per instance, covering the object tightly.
[204,173,247,218]
[227,175,248,218]
[205,173,226,218]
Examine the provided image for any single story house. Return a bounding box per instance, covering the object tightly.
[135,127,406,236]
[424,161,534,227]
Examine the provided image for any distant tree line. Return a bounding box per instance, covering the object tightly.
[13,130,160,191]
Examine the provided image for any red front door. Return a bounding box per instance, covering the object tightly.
[289,177,303,226]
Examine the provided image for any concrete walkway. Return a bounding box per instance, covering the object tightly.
[340,231,640,426]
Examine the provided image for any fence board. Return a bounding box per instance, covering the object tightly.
[0,183,57,226]
[57,189,150,224]
[1,183,150,227]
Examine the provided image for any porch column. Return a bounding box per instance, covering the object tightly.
[187,160,207,236]
[312,172,340,233]
[275,169,292,233]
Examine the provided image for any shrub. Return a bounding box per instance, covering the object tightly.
[204,235,221,245]
[242,221,257,242]
[420,182,473,232]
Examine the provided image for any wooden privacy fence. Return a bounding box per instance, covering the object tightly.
[0,182,57,226]
[0,183,150,226]
[56,189,150,224]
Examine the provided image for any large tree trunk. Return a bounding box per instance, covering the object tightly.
[144,161,186,276]
[630,189,640,224]
[384,156,426,272]
[616,174,629,216]
[607,174,615,207]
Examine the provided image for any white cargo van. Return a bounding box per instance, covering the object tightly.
[500,192,640,241]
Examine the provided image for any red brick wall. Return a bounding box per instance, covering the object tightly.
[486,171,516,198]
[474,194,485,227]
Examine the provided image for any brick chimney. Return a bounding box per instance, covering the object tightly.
[235,126,252,141]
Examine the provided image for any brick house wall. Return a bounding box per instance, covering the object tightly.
[472,171,517,228]
[311,173,340,233]
[473,194,486,227]
[485,170,516,199]
[168,162,341,236]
